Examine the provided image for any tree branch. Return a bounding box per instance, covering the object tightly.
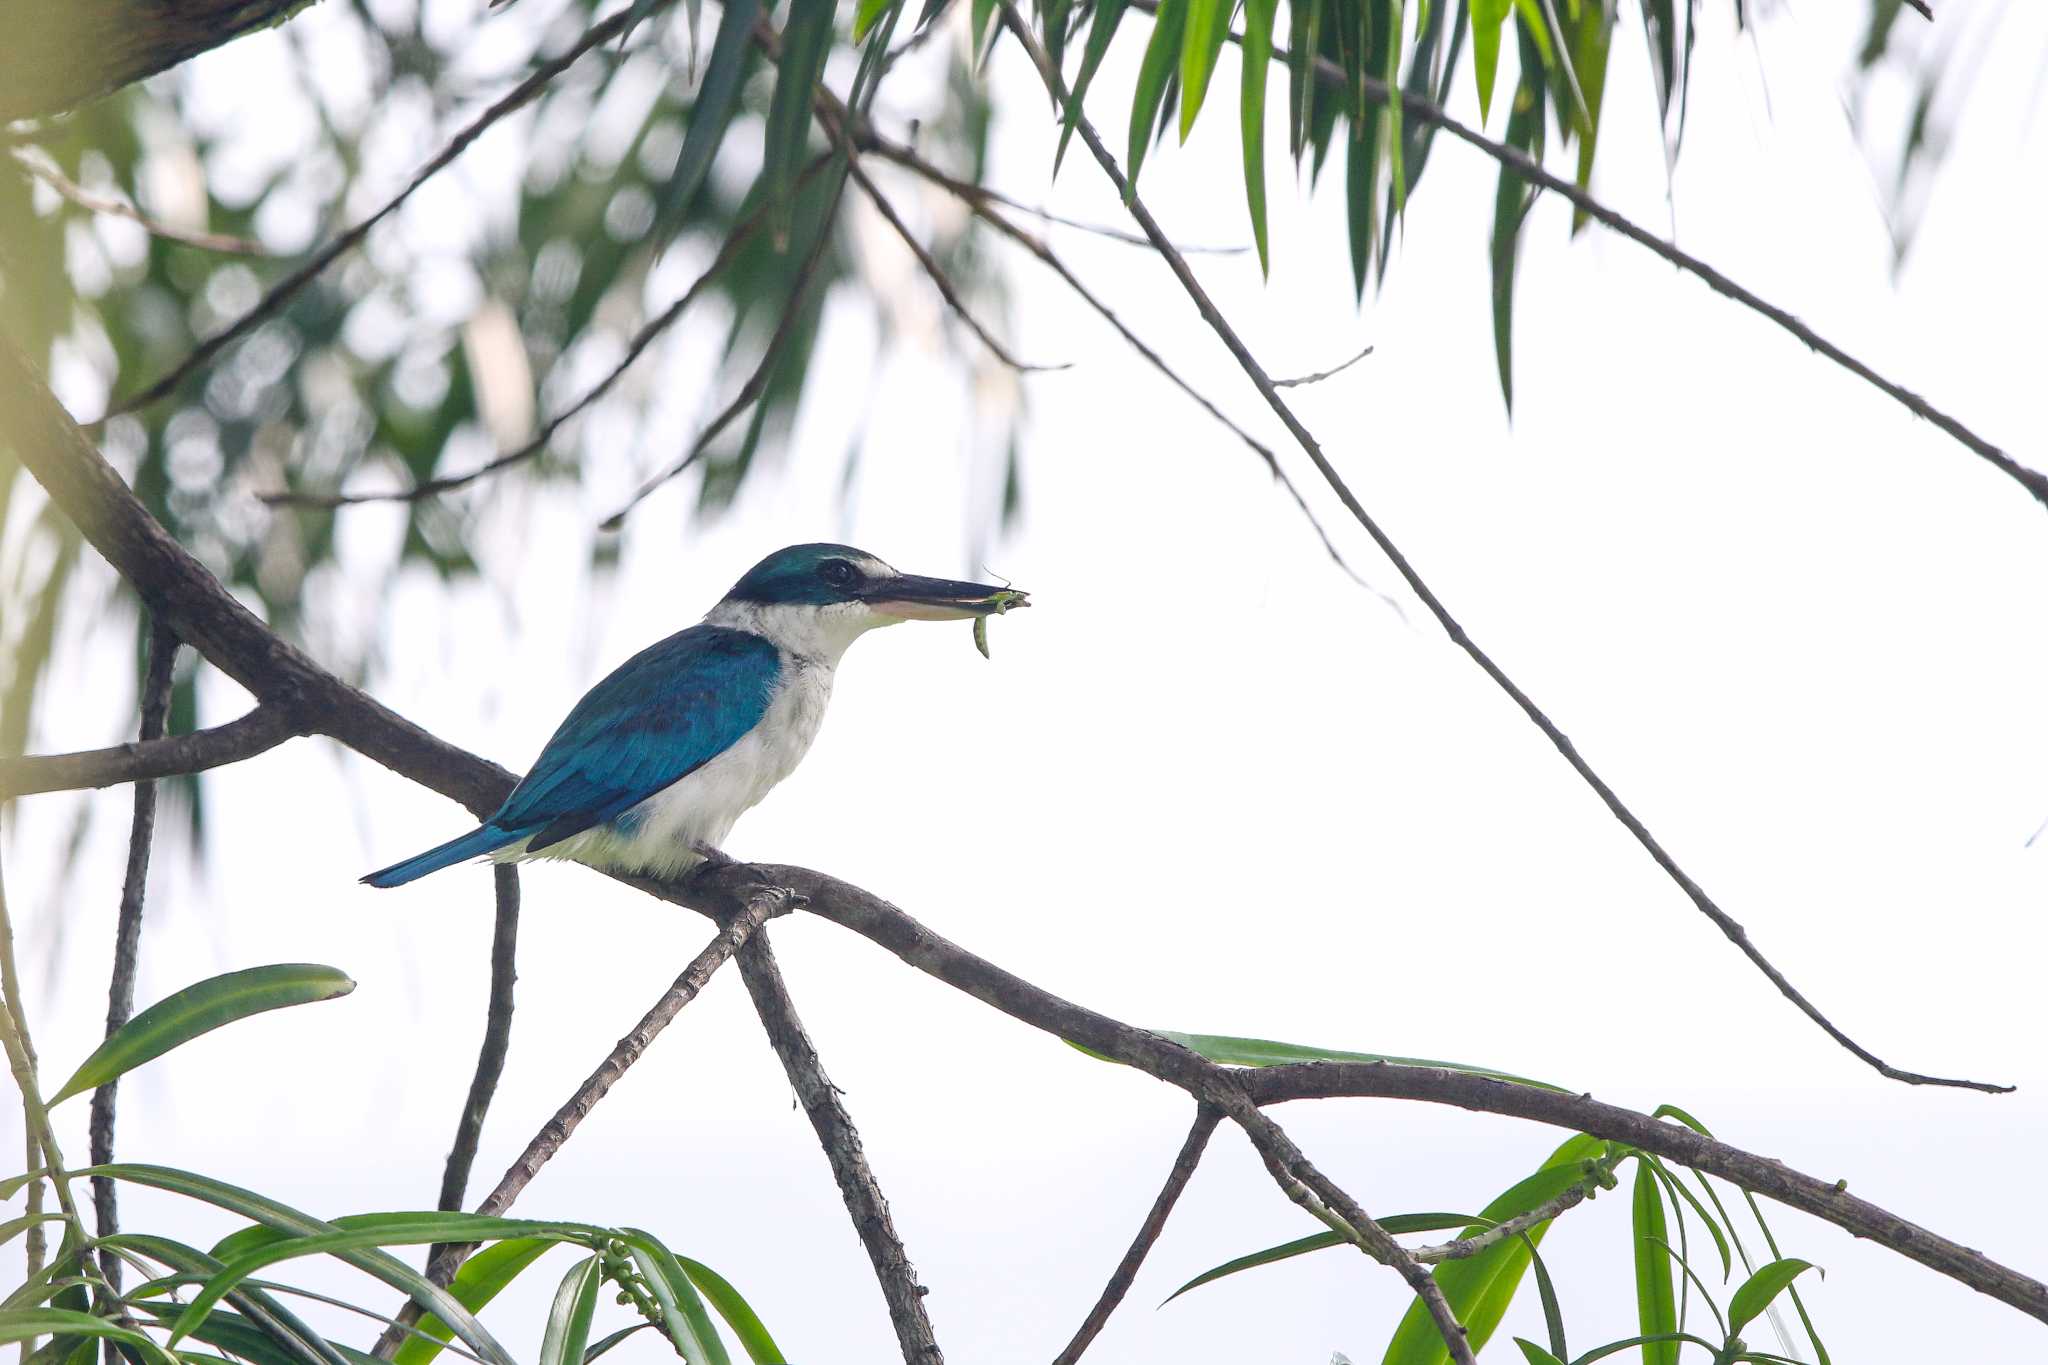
[9,150,268,257]
[12,326,2042,1333]
[0,0,331,122]
[432,866,520,1224]
[1051,1106,1219,1365]
[88,616,178,1291]
[992,0,2010,1095]
[0,704,298,800]
[735,929,944,1365]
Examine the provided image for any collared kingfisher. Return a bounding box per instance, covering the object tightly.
[363,544,1027,887]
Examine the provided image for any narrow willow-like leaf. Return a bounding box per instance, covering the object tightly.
[1566,0,1613,232]
[0,1214,62,1249]
[1631,1162,1678,1365]
[1644,1236,1726,1339]
[0,1170,46,1201]
[1512,1343,1564,1365]
[1381,1134,1604,1365]
[675,1258,784,1365]
[211,1214,596,1266]
[177,1217,594,1344]
[970,0,999,62]
[1178,0,1234,139]
[1726,1260,1818,1338]
[1643,1156,1730,1280]
[82,1167,517,1365]
[657,0,761,237]
[1149,1031,1566,1092]
[538,1257,602,1365]
[1488,45,1543,412]
[761,0,835,225]
[1127,0,1188,188]
[1382,0,1406,222]
[1568,1334,1721,1364]
[0,1311,172,1365]
[1043,0,1076,87]
[1166,1214,1477,1304]
[620,1231,728,1365]
[1521,1233,1567,1361]
[581,1326,650,1365]
[393,1239,556,1365]
[853,0,895,40]
[1471,0,1511,119]
[136,1311,377,1365]
[1287,0,1323,156]
[1056,0,1131,172]
[1240,0,1278,273]
[108,1233,346,1365]
[50,966,353,1106]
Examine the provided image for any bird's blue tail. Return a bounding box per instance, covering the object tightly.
[362,825,523,888]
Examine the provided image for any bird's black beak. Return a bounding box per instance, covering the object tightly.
[863,574,1031,621]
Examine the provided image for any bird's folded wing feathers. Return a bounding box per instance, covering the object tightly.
[494,626,782,850]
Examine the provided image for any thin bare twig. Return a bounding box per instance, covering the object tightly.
[996,0,2010,1095]
[9,150,268,256]
[100,2,663,421]
[848,158,1069,374]
[0,840,48,1309]
[0,705,300,799]
[434,866,520,1215]
[857,130,1385,603]
[372,883,795,1358]
[735,929,943,1365]
[1273,344,1375,388]
[1409,1180,1593,1264]
[89,617,178,1291]
[1051,1106,1219,1365]
[262,155,834,510]
[0,827,90,1254]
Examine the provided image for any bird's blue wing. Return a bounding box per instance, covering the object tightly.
[493,625,781,851]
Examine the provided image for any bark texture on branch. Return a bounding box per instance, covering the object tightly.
[0,1,324,122]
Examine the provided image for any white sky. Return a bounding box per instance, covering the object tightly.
[6,0,2048,1362]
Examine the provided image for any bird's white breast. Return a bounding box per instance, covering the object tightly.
[511,651,834,879]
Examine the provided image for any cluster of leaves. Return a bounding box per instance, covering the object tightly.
[2,964,784,1365]
[1095,1032,1831,1365]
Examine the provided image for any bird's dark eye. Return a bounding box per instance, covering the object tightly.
[820,560,857,588]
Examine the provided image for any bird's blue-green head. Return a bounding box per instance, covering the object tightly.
[715,543,1028,661]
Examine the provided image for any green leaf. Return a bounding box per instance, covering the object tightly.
[1148,1031,1565,1091]
[1488,41,1544,413]
[581,1327,650,1365]
[132,1311,377,1365]
[853,0,896,41]
[0,1311,172,1365]
[656,0,761,237]
[1178,0,1234,139]
[1382,0,1406,222]
[1056,0,1130,172]
[1166,1214,1479,1304]
[1127,0,1187,188]
[0,1170,47,1201]
[50,966,354,1106]
[1726,1260,1818,1338]
[394,1239,557,1365]
[0,1214,63,1249]
[619,1230,729,1365]
[1287,0,1324,157]
[1631,1163,1678,1365]
[762,0,835,221]
[1566,0,1612,232]
[1240,0,1278,273]
[539,1257,602,1365]
[1567,1334,1721,1364]
[106,1233,346,1365]
[1644,1237,1726,1339]
[1513,1343,1565,1365]
[675,1259,785,1365]
[1381,1134,1604,1365]
[1471,0,1511,119]
[1522,1233,1567,1361]
[1641,1157,1730,1281]
[81,1168,519,1365]
[1043,0,1077,77]
[174,1216,597,1345]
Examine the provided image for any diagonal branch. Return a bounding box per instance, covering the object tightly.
[0,703,299,799]
[89,616,178,1291]
[9,150,268,256]
[846,158,1068,374]
[993,0,2009,1096]
[735,929,944,1365]
[372,883,794,1358]
[99,1,664,421]
[1051,1106,1219,1365]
